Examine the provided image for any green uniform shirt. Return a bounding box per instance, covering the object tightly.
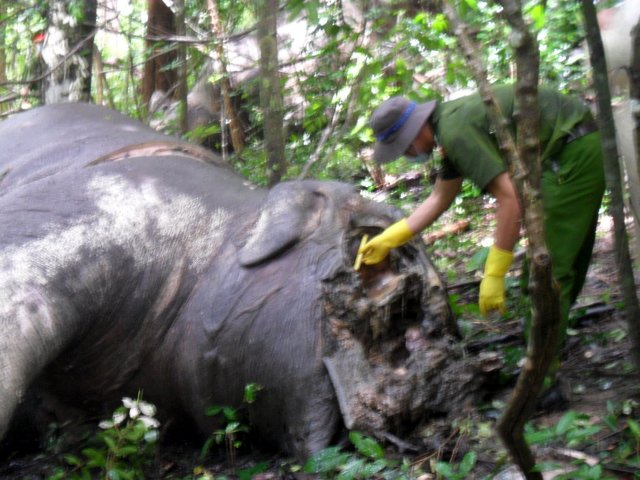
[431,85,592,189]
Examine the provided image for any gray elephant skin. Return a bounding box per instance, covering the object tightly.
[0,103,485,459]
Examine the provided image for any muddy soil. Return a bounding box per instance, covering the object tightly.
[1,197,638,479]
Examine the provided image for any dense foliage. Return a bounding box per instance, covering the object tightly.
[0,0,594,185]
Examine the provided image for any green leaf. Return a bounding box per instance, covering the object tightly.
[47,468,67,480]
[435,461,457,478]
[225,421,241,434]
[527,4,546,30]
[349,431,385,459]
[302,2,318,26]
[124,426,146,442]
[466,247,489,272]
[459,451,477,474]
[81,447,106,468]
[566,425,602,447]
[359,459,389,476]
[432,14,449,33]
[525,427,555,445]
[63,454,83,467]
[412,12,427,25]
[337,457,366,480]
[464,0,478,10]
[107,468,122,480]
[627,418,640,440]
[205,405,224,416]
[200,436,215,458]
[222,406,238,422]
[555,411,578,435]
[304,446,351,474]
[603,413,618,432]
[607,328,627,342]
[349,116,370,141]
[101,434,117,451]
[237,461,269,480]
[243,383,262,403]
[116,445,138,457]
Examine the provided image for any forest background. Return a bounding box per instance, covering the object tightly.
[0,0,598,187]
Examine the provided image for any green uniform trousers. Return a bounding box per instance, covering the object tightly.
[541,131,605,335]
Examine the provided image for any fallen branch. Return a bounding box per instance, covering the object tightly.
[423,220,471,245]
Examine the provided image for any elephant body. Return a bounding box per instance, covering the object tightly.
[0,103,484,459]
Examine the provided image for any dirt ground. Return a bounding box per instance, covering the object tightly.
[1,199,639,479]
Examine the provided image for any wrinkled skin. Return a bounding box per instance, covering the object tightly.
[0,104,489,459]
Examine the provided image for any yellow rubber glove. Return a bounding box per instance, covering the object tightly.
[479,245,514,316]
[358,219,414,265]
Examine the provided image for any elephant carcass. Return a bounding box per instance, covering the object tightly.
[0,103,491,458]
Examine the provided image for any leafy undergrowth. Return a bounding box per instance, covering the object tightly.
[1,178,639,479]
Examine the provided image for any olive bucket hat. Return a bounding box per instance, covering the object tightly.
[371,96,437,164]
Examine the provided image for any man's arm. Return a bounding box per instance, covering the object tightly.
[357,177,462,265]
[479,171,522,316]
[484,172,522,250]
[407,176,463,233]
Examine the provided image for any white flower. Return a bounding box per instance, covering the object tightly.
[122,397,136,409]
[98,420,114,429]
[112,411,127,426]
[139,401,156,417]
[139,416,160,429]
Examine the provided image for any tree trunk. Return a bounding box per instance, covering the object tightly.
[174,0,188,134]
[81,0,97,100]
[257,0,286,186]
[582,0,640,375]
[0,0,7,113]
[633,22,640,182]
[442,1,560,478]
[40,0,97,104]
[141,0,178,105]
[631,18,640,372]
[207,0,245,156]
[92,44,115,108]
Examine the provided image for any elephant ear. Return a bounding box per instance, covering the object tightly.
[238,182,322,267]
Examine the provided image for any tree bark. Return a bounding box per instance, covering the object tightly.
[81,0,97,100]
[92,44,115,108]
[40,0,97,104]
[442,1,561,478]
[582,0,640,375]
[0,1,7,113]
[207,0,245,155]
[174,0,188,134]
[142,0,178,105]
[633,22,640,179]
[257,0,286,186]
[630,16,640,372]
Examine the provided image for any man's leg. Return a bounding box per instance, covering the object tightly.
[541,132,605,339]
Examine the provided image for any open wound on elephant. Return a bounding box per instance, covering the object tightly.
[322,230,495,443]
